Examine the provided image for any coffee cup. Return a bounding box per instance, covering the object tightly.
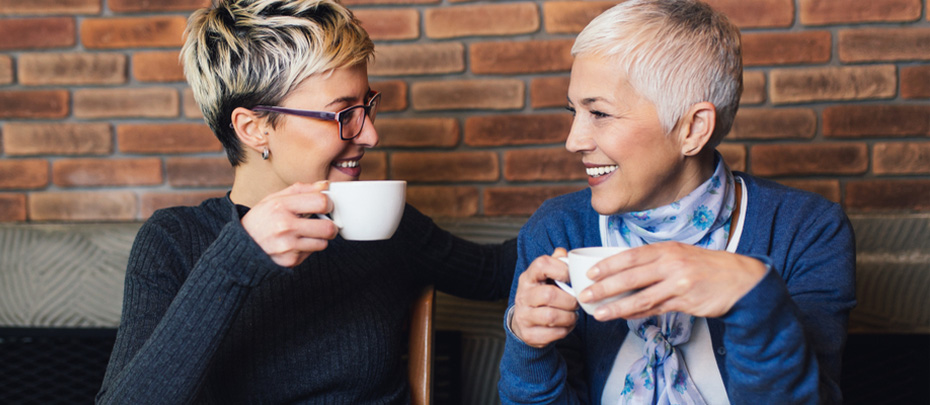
[321,180,406,241]
[553,246,631,314]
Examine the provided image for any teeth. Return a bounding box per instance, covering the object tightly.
[586,165,618,177]
[335,160,359,168]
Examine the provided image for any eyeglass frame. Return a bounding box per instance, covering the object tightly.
[251,91,381,141]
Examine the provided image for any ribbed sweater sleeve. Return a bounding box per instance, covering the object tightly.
[96,205,285,404]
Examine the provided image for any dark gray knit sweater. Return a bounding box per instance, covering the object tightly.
[97,195,516,404]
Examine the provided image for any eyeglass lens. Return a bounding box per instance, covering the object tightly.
[339,94,380,140]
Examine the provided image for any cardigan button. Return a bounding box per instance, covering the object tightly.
[716,346,727,355]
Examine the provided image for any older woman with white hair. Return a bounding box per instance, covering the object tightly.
[95,1,515,403]
[499,0,855,404]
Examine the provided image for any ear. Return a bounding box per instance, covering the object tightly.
[677,102,716,157]
[230,106,268,154]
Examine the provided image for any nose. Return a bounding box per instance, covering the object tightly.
[353,114,379,148]
[565,116,594,153]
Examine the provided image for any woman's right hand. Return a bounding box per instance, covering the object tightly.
[240,181,339,268]
[511,248,580,348]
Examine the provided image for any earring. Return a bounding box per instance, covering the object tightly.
[262,147,270,160]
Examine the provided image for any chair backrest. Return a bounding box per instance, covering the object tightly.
[408,284,435,405]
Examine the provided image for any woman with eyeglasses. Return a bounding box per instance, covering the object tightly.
[96,1,515,403]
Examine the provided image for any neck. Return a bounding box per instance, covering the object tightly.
[229,161,288,208]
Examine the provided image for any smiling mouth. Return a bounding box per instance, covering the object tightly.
[586,165,618,178]
[334,160,359,168]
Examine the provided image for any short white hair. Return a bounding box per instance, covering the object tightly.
[572,0,742,148]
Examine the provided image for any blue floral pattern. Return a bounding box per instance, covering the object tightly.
[608,153,735,405]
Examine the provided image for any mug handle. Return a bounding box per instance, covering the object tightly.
[553,257,576,297]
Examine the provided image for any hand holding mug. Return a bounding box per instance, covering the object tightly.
[241,181,339,268]
[510,248,580,348]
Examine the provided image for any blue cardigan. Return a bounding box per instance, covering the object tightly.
[499,173,856,404]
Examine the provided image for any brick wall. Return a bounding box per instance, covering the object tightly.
[1,0,928,222]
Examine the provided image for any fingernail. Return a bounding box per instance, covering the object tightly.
[579,290,593,302]
[595,307,608,319]
[587,266,600,279]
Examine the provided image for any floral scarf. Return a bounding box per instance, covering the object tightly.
[605,154,735,405]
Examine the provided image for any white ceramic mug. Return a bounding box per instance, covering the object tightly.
[322,180,406,241]
[554,246,631,315]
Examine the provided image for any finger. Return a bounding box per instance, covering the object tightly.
[580,264,663,304]
[587,243,666,281]
[518,285,579,311]
[591,284,674,321]
[551,247,568,258]
[521,255,571,285]
[518,306,579,329]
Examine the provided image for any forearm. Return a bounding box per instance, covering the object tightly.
[97,222,282,403]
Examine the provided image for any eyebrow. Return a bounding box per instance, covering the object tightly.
[324,88,372,109]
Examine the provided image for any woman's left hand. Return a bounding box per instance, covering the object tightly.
[578,241,767,321]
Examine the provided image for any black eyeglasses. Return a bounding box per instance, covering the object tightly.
[252,91,381,141]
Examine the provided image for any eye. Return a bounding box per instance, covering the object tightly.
[590,110,610,119]
[565,106,576,116]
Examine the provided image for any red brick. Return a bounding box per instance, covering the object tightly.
[354,9,419,41]
[741,71,766,105]
[729,108,817,140]
[799,0,921,25]
[0,159,49,189]
[359,151,387,181]
[873,142,930,175]
[704,0,795,28]
[0,18,75,50]
[543,1,618,34]
[770,65,896,105]
[823,105,930,137]
[717,143,746,172]
[464,113,571,147]
[471,40,573,75]
[140,190,227,218]
[0,90,69,119]
[375,118,459,148]
[504,148,585,182]
[407,186,479,217]
[29,191,137,221]
[778,179,841,203]
[411,79,524,111]
[484,185,584,216]
[425,3,538,39]
[53,158,163,187]
[3,123,112,156]
[342,0,438,4]
[901,65,930,99]
[371,80,407,112]
[109,0,209,12]
[846,180,930,212]
[530,76,570,109]
[369,43,464,76]
[742,31,831,66]
[182,88,203,119]
[166,157,234,187]
[74,88,179,118]
[391,151,498,182]
[81,16,187,49]
[117,123,222,154]
[0,55,11,84]
[0,0,100,15]
[133,51,184,82]
[0,194,27,222]
[839,28,930,62]
[750,143,868,176]
[18,52,126,86]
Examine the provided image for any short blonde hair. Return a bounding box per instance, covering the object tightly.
[572,0,742,148]
[182,0,374,165]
